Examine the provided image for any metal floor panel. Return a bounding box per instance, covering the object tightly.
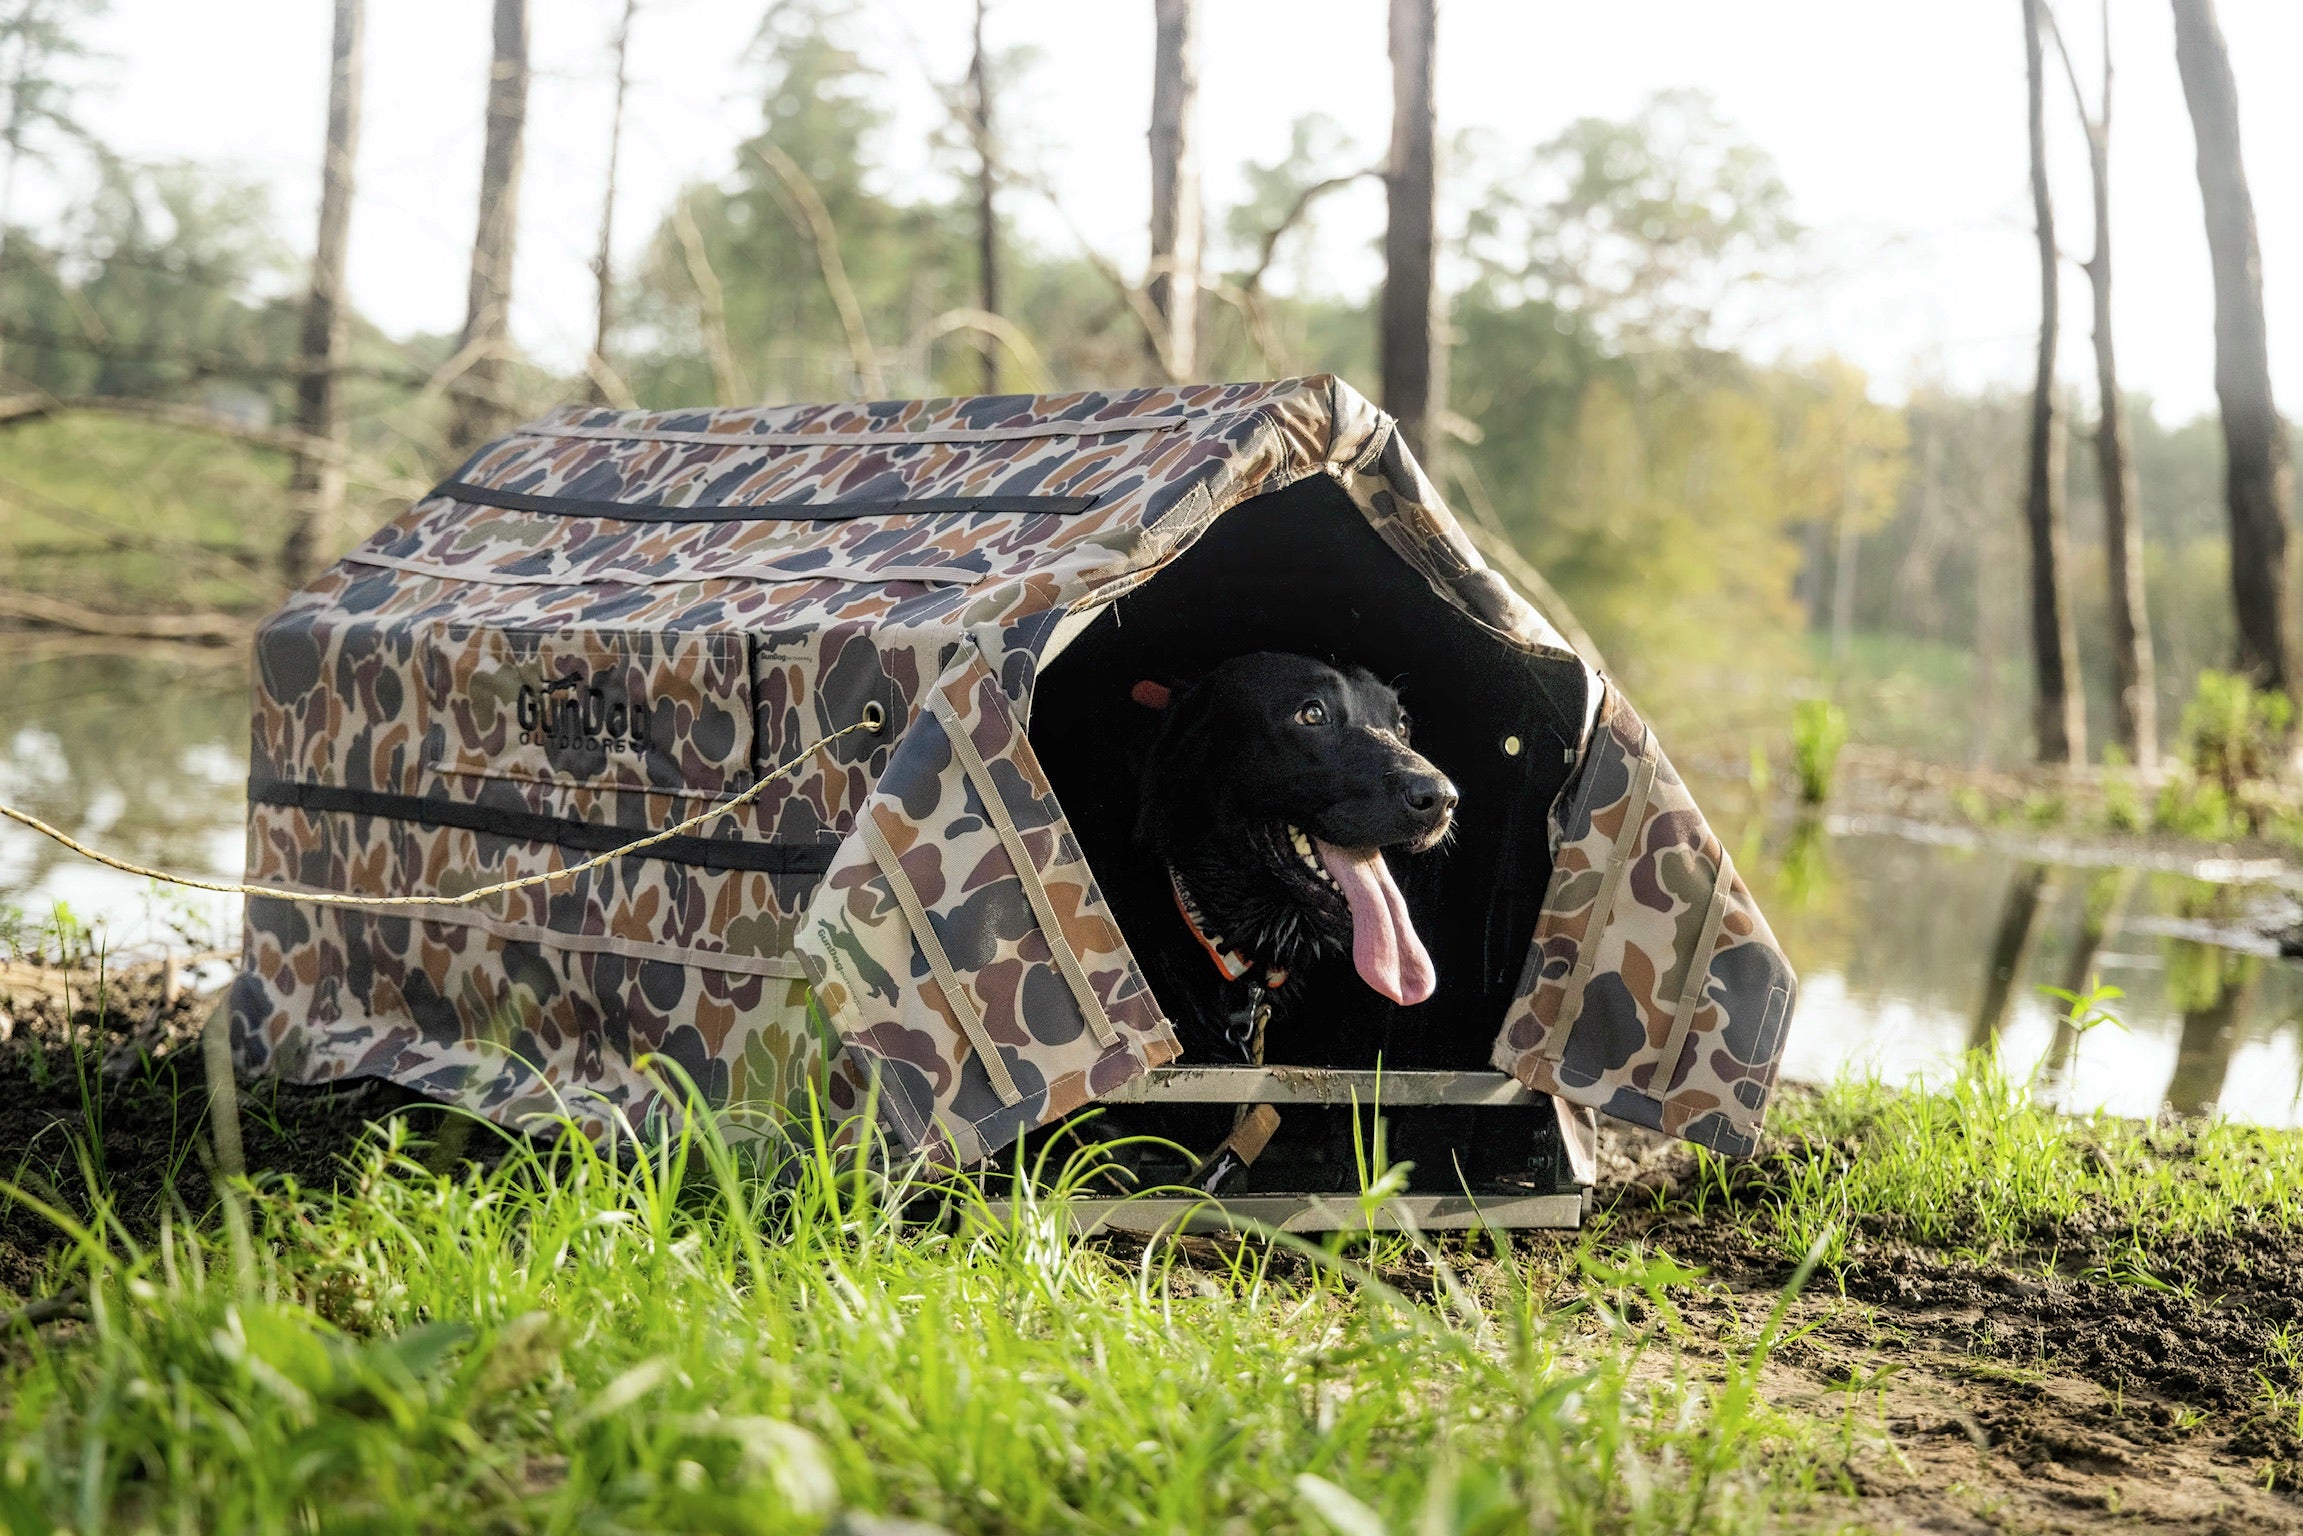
[1065,1191,1587,1235]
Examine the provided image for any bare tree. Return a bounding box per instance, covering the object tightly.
[0,0,104,382]
[281,0,362,587]
[586,0,637,408]
[1146,0,1199,383]
[1380,0,1439,462]
[2171,0,2297,702]
[448,0,529,454]
[755,141,883,397]
[967,0,999,395]
[2043,2,2156,767]
[2022,0,2085,765]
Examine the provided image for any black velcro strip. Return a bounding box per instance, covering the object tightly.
[431,479,1098,523]
[249,779,838,877]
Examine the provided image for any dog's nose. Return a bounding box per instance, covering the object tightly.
[1401,773,1458,819]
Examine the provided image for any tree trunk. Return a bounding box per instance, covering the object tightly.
[2023,0,2085,765]
[1146,0,1199,383]
[2038,866,2131,1102]
[281,0,363,587]
[1971,863,2055,1051]
[2165,948,2256,1117]
[968,0,1000,396]
[587,0,636,407]
[1380,0,1438,465]
[1830,440,1859,662]
[449,0,529,455]
[2172,0,2297,701]
[0,132,18,383]
[2070,6,2158,767]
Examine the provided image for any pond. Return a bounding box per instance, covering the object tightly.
[7,643,2300,1128]
[0,644,248,960]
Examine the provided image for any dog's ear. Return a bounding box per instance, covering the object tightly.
[1130,679,1173,711]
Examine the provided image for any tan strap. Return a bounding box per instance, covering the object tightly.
[1565,740,1658,989]
[861,812,1023,1106]
[1653,850,1738,1097]
[1548,735,1659,1045]
[929,690,1121,1049]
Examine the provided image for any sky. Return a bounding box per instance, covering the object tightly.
[28,0,2303,423]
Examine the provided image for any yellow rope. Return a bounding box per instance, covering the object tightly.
[0,720,873,910]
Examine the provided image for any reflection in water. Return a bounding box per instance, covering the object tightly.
[0,642,247,952]
[2163,942,2260,1118]
[1748,803,2303,1128]
[1776,811,1831,910]
[2037,868,2134,1102]
[1970,863,2055,1051]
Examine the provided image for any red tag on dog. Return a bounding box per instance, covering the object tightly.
[1130,679,1173,711]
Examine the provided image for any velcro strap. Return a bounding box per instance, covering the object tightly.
[862,811,1023,1106]
[1652,850,1738,1096]
[929,693,1121,1048]
[1550,733,1658,1042]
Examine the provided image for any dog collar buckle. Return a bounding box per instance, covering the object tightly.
[1168,869,1258,983]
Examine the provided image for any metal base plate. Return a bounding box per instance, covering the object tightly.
[1066,1190,1587,1235]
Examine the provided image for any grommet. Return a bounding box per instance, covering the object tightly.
[860,700,887,734]
[1502,734,1522,757]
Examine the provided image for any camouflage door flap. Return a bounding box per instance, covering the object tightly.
[1491,687,1794,1157]
[419,625,752,795]
[795,643,1178,1166]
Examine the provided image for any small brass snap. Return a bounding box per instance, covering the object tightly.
[1502,734,1522,757]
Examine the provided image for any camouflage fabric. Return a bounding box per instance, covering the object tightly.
[234,374,1793,1163]
[795,645,1177,1167]
[1490,687,1797,1157]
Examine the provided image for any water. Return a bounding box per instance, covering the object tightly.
[0,644,247,960]
[7,646,2301,1127]
[1737,800,2303,1128]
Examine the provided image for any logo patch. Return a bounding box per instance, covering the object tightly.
[516,670,654,756]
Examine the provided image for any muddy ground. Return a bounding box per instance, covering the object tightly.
[5,961,2303,1533]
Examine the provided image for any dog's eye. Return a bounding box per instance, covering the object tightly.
[1294,699,1328,727]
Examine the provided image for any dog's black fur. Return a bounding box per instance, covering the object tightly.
[1130,653,1456,1063]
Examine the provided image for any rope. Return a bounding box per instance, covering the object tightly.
[0,720,874,910]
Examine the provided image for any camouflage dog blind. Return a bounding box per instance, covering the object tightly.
[232,376,1796,1166]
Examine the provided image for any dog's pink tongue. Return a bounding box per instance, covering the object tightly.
[1316,840,1436,1006]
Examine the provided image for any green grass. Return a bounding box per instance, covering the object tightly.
[0,1087,1826,1535]
[0,414,294,614]
[22,1045,2303,1531]
[1724,1053,2303,1273]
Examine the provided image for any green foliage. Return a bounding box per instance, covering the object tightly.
[2037,974,2126,1038]
[0,0,107,182]
[1788,699,1847,806]
[2180,669,2292,799]
[2101,745,2146,832]
[0,413,287,611]
[0,1097,1821,1533]
[2149,669,2301,842]
[1459,88,1797,347]
[2155,775,2245,842]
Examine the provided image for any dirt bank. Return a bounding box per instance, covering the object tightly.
[1596,1121,2303,1532]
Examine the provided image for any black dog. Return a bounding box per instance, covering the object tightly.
[1131,653,1457,1063]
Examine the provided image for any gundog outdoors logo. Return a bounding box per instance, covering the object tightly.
[516,670,654,755]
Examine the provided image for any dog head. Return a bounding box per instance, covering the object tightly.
[1136,653,1456,1006]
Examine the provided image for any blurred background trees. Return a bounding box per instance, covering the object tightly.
[0,0,2293,778]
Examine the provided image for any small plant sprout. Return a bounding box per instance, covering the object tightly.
[1790,698,1849,807]
[2038,974,2128,1037]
